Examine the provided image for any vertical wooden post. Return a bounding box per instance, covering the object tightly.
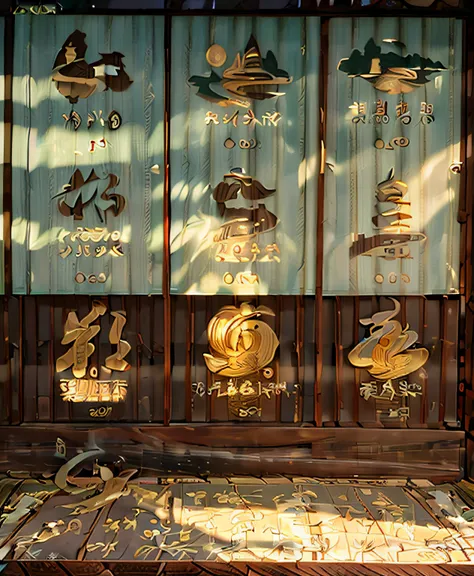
[462,15,474,477]
[315,17,328,426]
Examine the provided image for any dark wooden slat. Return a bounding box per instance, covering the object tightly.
[334,296,342,422]
[303,297,315,423]
[23,297,37,422]
[339,297,356,424]
[170,295,186,421]
[184,295,193,422]
[295,295,304,423]
[191,296,208,422]
[424,299,442,427]
[321,298,335,424]
[9,296,21,424]
[153,296,165,422]
[444,298,459,425]
[0,296,8,424]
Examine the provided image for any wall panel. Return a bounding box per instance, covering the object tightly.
[324,18,462,296]
[170,16,320,295]
[12,15,165,294]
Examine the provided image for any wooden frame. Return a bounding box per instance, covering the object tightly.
[0,4,471,482]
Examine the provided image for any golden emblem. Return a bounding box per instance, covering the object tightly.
[348,298,428,381]
[206,44,227,67]
[204,303,279,378]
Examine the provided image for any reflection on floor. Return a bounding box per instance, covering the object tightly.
[2,467,474,565]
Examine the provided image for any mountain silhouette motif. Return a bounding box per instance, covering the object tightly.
[52,30,133,104]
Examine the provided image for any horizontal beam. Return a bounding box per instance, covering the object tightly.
[0,425,465,481]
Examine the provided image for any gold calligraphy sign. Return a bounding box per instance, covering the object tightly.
[56,301,131,402]
[348,298,428,381]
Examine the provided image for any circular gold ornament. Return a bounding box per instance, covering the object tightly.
[75,272,86,284]
[263,367,274,379]
[223,272,234,285]
[375,138,385,150]
[206,44,227,68]
[375,274,384,284]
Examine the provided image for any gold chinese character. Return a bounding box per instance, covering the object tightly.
[389,406,410,419]
[381,380,396,401]
[111,244,125,257]
[60,245,72,259]
[396,102,408,117]
[351,102,367,124]
[262,111,282,127]
[373,99,389,124]
[236,272,259,285]
[205,111,219,125]
[223,110,239,127]
[360,381,378,401]
[259,243,281,263]
[95,246,107,258]
[376,99,387,115]
[239,380,256,396]
[105,311,131,372]
[56,301,107,378]
[421,102,433,115]
[243,109,262,127]
[63,111,82,131]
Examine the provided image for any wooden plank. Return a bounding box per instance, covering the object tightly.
[153,296,165,422]
[8,296,21,424]
[0,296,8,424]
[37,297,53,422]
[321,298,336,424]
[424,298,442,426]
[339,296,356,424]
[22,297,37,422]
[302,297,315,423]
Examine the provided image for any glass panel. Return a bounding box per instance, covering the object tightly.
[324,17,462,295]
[12,15,165,294]
[170,16,320,295]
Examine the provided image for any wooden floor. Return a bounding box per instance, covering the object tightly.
[3,562,474,576]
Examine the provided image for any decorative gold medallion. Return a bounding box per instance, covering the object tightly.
[206,44,227,68]
[204,303,279,378]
